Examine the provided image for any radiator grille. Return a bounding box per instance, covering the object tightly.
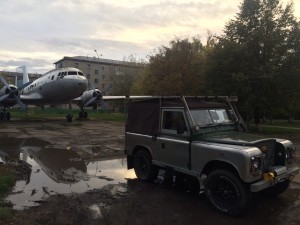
[255,141,276,172]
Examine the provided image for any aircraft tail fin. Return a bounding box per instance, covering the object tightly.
[18,66,30,85]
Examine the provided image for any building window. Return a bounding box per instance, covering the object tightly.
[102,66,105,70]
[102,84,105,89]
[95,79,98,83]
[95,69,98,75]
[102,74,106,80]
[75,63,78,68]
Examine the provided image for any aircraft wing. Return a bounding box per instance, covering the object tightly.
[72,96,82,103]
[102,96,153,100]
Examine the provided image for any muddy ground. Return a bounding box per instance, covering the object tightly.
[1,119,300,225]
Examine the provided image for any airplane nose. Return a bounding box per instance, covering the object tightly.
[78,76,88,89]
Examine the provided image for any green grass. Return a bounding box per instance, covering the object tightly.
[0,206,14,221]
[0,176,14,197]
[9,108,126,122]
[0,165,15,197]
[260,120,300,128]
[248,123,300,136]
[0,165,15,221]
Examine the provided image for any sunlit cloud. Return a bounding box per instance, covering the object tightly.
[0,0,299,74]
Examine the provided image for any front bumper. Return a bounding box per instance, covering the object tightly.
[250,167,299,192]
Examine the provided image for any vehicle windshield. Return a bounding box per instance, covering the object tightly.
[190,109,233,126]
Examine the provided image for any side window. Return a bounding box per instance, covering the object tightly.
[162,110,188,135]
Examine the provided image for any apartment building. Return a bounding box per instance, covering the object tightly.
[54,56,145,95]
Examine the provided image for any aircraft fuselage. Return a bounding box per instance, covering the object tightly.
[21,67,88,104]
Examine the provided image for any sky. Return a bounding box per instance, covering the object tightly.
[0,0,299,74]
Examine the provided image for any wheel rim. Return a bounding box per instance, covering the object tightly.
[136,155,150,179]
[209,175,239,210]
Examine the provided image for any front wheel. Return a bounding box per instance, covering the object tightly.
[204,170,249,216]
[133,151,159,182]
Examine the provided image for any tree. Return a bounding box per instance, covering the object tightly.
[131,36,214,96]
[0,71,13,89]
[206,0,300,123]
[112,54,146,96]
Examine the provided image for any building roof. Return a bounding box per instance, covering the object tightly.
[54,56,144,68]
[0,71,42,78]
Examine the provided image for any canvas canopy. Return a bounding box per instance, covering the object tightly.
[126,97,229,135]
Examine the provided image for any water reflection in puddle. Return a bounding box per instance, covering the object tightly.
[0,137,135,210]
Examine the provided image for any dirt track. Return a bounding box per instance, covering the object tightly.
[1,119,300,225]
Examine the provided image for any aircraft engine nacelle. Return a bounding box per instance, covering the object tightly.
[0,84,18,98]
[81,89,102,107]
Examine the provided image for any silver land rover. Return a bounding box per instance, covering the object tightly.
[124,96,299,216]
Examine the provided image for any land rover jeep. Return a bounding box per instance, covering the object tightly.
[124,96,299,216]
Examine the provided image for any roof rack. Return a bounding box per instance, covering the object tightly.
[103,95,238,102]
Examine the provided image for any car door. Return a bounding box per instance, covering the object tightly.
[154,109,190,170]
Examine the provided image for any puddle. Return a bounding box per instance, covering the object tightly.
[0,137,135,210]
[88,204,103,219]
[1,136,300,211]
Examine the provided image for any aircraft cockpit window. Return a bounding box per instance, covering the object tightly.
[78,72,84,76]
[67,71,77,75]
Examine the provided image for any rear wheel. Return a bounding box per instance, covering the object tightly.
[133,151,159,182]
[205,170,249,216]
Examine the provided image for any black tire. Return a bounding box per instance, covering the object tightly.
[66,114,73,122]
[205,170,249,216]
[133,151,159,182]
[261,180,290,196]
[5,112,10,121]
[84,111,88,118]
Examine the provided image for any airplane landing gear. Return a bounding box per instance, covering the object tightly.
[78,110,88,119]
[78,106,88,119]
[66,113,73,122]
[66,100,73,122]
[0,108,11,121]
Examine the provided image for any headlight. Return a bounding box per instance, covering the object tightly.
[250,156,262,175]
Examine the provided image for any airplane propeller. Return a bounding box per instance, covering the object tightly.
[84,89,102,107]
[0,75,31,110]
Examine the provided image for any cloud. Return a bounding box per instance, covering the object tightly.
[1,0,298,73]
